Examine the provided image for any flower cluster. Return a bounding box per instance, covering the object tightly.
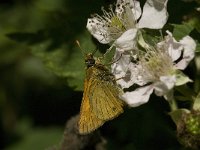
[86,0,196,107]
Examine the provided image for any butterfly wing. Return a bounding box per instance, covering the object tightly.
[78,78,104,134]
[89,78,124,121]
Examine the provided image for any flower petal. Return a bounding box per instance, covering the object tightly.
[86,18,112,44]
[157,31,183,61]
[130,0,142,20]
[116,70,135,89]
[138,0,168,29]
[111,51,131,79]
[114,28,138,52]
[154,75,176,96]
[116,0,142,20]
[112,51,146,89]
[121,85,154,107]
[128,63,147,86]
[118,63,145,88]
[111,52,134,88]
[175,36,196,70]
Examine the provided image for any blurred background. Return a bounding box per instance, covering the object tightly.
[0,0,199,150]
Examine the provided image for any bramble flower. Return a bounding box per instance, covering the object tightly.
[87,0,169,52]
[112,31,196,107]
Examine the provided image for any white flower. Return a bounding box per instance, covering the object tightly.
[113,31,196,107]
[111,51,144,89]
[111,50,146,89]
[87,0,169,52]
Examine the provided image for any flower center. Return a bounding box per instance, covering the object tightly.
[110,16,125,31]
[139,48,175,82]
[92,3,136,41]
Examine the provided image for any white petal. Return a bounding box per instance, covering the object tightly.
[116,70,135,89]
[157,31,182,61]
[117,62,145,88]
[154,75,176,96]
[138,0,168,29]
[121,85,154,107]
[112,52,147,89]
[130,0,142,20]
[128,63,147,86]
[111,52,131,79]
[111,52,134,89]
[116,0,142,20]
[175,36,196,70]
[86,18,112,44]
[114,28,138,52]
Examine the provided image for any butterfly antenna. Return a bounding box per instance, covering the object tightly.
[76,40,86,57]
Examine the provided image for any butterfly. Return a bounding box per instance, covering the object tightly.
[78,52,124,134]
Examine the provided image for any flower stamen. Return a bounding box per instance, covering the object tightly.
[139,47,175,82]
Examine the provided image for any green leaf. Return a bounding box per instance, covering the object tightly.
[31,32,96,91]
[190,16,200,33]
[195,41,200,53]
[172,23,194,40]
[175,71,192,86]
[5,119,62,150]
[6,127,62,150]
[137,31,151,50]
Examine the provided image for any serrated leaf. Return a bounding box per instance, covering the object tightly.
[172,23,194,40]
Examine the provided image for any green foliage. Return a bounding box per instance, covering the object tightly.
[30,32,96,91]
[0,0,104,91]
[196,41,200,52]
[193,91,200,111]
[5,119,62,150]
[172,22,194,40]
[0,0,200,150]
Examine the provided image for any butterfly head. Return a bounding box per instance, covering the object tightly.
[85,53,96,68]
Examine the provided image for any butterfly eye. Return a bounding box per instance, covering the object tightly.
[85,58,95,67]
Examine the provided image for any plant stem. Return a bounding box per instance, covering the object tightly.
[169,98,178,111]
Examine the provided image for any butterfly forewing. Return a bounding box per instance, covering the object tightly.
[89,73,124,120]
[79,78,104,134]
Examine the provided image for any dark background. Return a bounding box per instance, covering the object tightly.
[0,0,199,149]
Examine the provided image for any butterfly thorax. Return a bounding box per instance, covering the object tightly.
[85,54,115,82]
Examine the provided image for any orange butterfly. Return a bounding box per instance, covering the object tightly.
[78,52,124,134]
